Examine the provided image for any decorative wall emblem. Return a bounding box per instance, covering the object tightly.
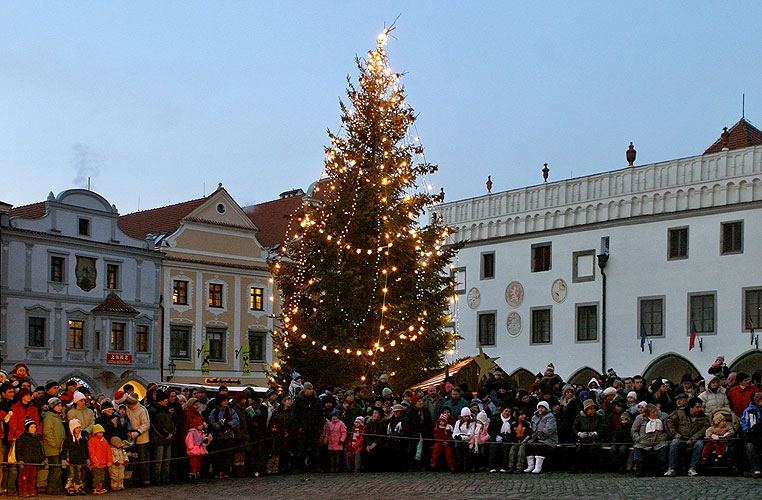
[467,287,481,309]
[505,281,524,307]
[551,278,568,303]
[75,256,97,291]
[506,311,522,337]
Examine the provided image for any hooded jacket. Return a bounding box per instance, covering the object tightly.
[8,401,40,441]
[698,381,729,414]
[528,410,558,446]
[42,409,66,456]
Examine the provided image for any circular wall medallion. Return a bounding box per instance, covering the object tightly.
[506,311,522,337]
[551,278,568,303]
[467,287,481,309]
[505,281,524,307]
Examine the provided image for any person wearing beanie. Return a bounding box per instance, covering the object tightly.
[345,415,365,472]
[402,395,433,471]
[374,373,392,399]
[109,436,128,490]
[40,396,66,494]
[267,396,293,474]
[32,381,59,414]
[741,392,762,478]
[148,390,175,485]
[61,419,88,495]
[519,401,558,474]
[288,372,304,398]
[322,408,347,472]
[292,381,323,472]
[469,410,490,467]
[184,413,209,481]
[88,424,111,493]
[66,390,95,435]
[451,406,475,472]
[207,394,240,479]
[571,399,605,472]
[124,392,150,486]
[6,384,41,493]
[15,417,45,497]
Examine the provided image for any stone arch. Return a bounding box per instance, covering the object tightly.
[507,367,536,391]
[726,181,738,204]
[566,366,602,387]
[728,350,762,377]
[58,370,102,396]
[642,353,700,386]
[752,178,762,200]
[487,220,495,238]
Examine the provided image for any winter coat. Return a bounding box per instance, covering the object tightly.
[181,406,203,439]
[346,425,364,454]
[233,406,250,445]
[443,397,469,418]
[528,411,558,446]
[432,417,453,442]
[423,394,445,420]
[87,434,111,468]
[631,414,668,450]
[148,404,176,445]
[0,397,14,440]
[487,413,515,442]
[66,405,95,435]
[699,387,729,414]
[15,431,45,464]
[61,432,90,464]
[185,428,208,456]
[363,417,386,452]
[94,413,125,441]
[572,412,606,441]
[42,409,66,457]
[208,405,240,441]
[607,413,633,444]
[110,445,128,466]
[452,419,475,441]
[323,419,347,451]
[727,385,758,417]
[665,408,709,440]
[404,406,433,439]
[8,402,40,441]
[292,393,324,436]
[124,403,150,445]
[741,402,762,434]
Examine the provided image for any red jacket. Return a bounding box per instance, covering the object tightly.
[433,417,453,442]
[8,402,40,441]
[88,435,112,468]
[728,385,758,417]
[346,425,364,454]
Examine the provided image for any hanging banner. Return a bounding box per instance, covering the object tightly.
[241,340,251,376]
[200,339,211,375]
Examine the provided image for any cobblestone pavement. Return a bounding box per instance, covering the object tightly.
[32,472,762,500]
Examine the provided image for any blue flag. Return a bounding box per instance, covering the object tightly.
[640,323,647,352]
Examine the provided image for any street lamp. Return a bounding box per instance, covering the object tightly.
[167,359,176,381]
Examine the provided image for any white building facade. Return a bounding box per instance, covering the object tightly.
[0,189,163,394]
[436,137,762,385]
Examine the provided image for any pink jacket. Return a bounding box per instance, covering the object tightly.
[185,428,207,456]
[322,419,347,451]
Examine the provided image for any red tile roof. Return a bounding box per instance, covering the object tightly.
[118,196,208,240]
[703,118,762,154]
[243,196,304,248]
[9,201,46,219]
[91,292,139,315]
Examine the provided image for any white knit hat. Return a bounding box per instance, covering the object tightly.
[460,407,471,417]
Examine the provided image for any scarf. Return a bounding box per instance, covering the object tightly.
[500,415,511,434]
[645,418,663,433]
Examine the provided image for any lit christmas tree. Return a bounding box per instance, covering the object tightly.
[271,29,461,391]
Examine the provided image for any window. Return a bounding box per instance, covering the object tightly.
[110,322,126,351]
[28,317,46,347]
[50,256,65,282]
[209,283,223,308]
[249,331,266,362]
[531,243,552,272]
[78,218,90,236]
[480,252,495,280]
[639,298,664,337]
[478,312,496,346]
[721,221,743,254]
[206,328,226,361]
[68,320,84,349]
[689,293,715,334]
[106,264,119,289]
[531,308,552,344]
[250,287,264,311]
[170,325,191,359]
[135,325,149,352]
[450,267,466,294]
[572,250,595,283]
[173,280,188,305]
[668,227,688,260]
[576,304,598,341]
[745,289,762,332]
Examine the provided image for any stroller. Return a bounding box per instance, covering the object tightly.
[698,407,742,476]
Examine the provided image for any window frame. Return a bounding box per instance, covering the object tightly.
[49,255,66,283]
[78,217,91,236]
[572,250,596,283]
[667,226,689,260]
[688,291,716,335]
[68,319,85,350]
[208,283,224,308]
[28,317,46,348]
[450,266,466,295]
[206,327,226,362]
[169,325,192,360]
[135,324,149,353]
[173,280,188,305]
[531,242,552,273]
[575,303,599,342]
[720,220,743,255]
[106,263,120,290]
[110,322,126,351]
[744,287,762,333]
[250,287,264,311]
[477,310,497,346]
[248,330,267,363]
[530,306,552,344]
[480,252,495,280]
[638,296,665,338]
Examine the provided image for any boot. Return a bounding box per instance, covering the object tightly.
[532,456,545,474]
[523,456,535,473]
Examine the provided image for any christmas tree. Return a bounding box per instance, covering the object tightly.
[271,29,461,391]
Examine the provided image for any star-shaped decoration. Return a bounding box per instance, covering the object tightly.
[473,343,500,378]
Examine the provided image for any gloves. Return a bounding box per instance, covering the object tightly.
[577,432,586,439]
[17,461,24,469]
[711,433,719,440]
[590,431,597,437]
[496,436,503,442]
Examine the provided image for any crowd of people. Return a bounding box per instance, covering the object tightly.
[0,356,760,496]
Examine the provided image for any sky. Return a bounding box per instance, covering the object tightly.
[2,3,762,214]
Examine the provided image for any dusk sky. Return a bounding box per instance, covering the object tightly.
[2,3,761,215]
